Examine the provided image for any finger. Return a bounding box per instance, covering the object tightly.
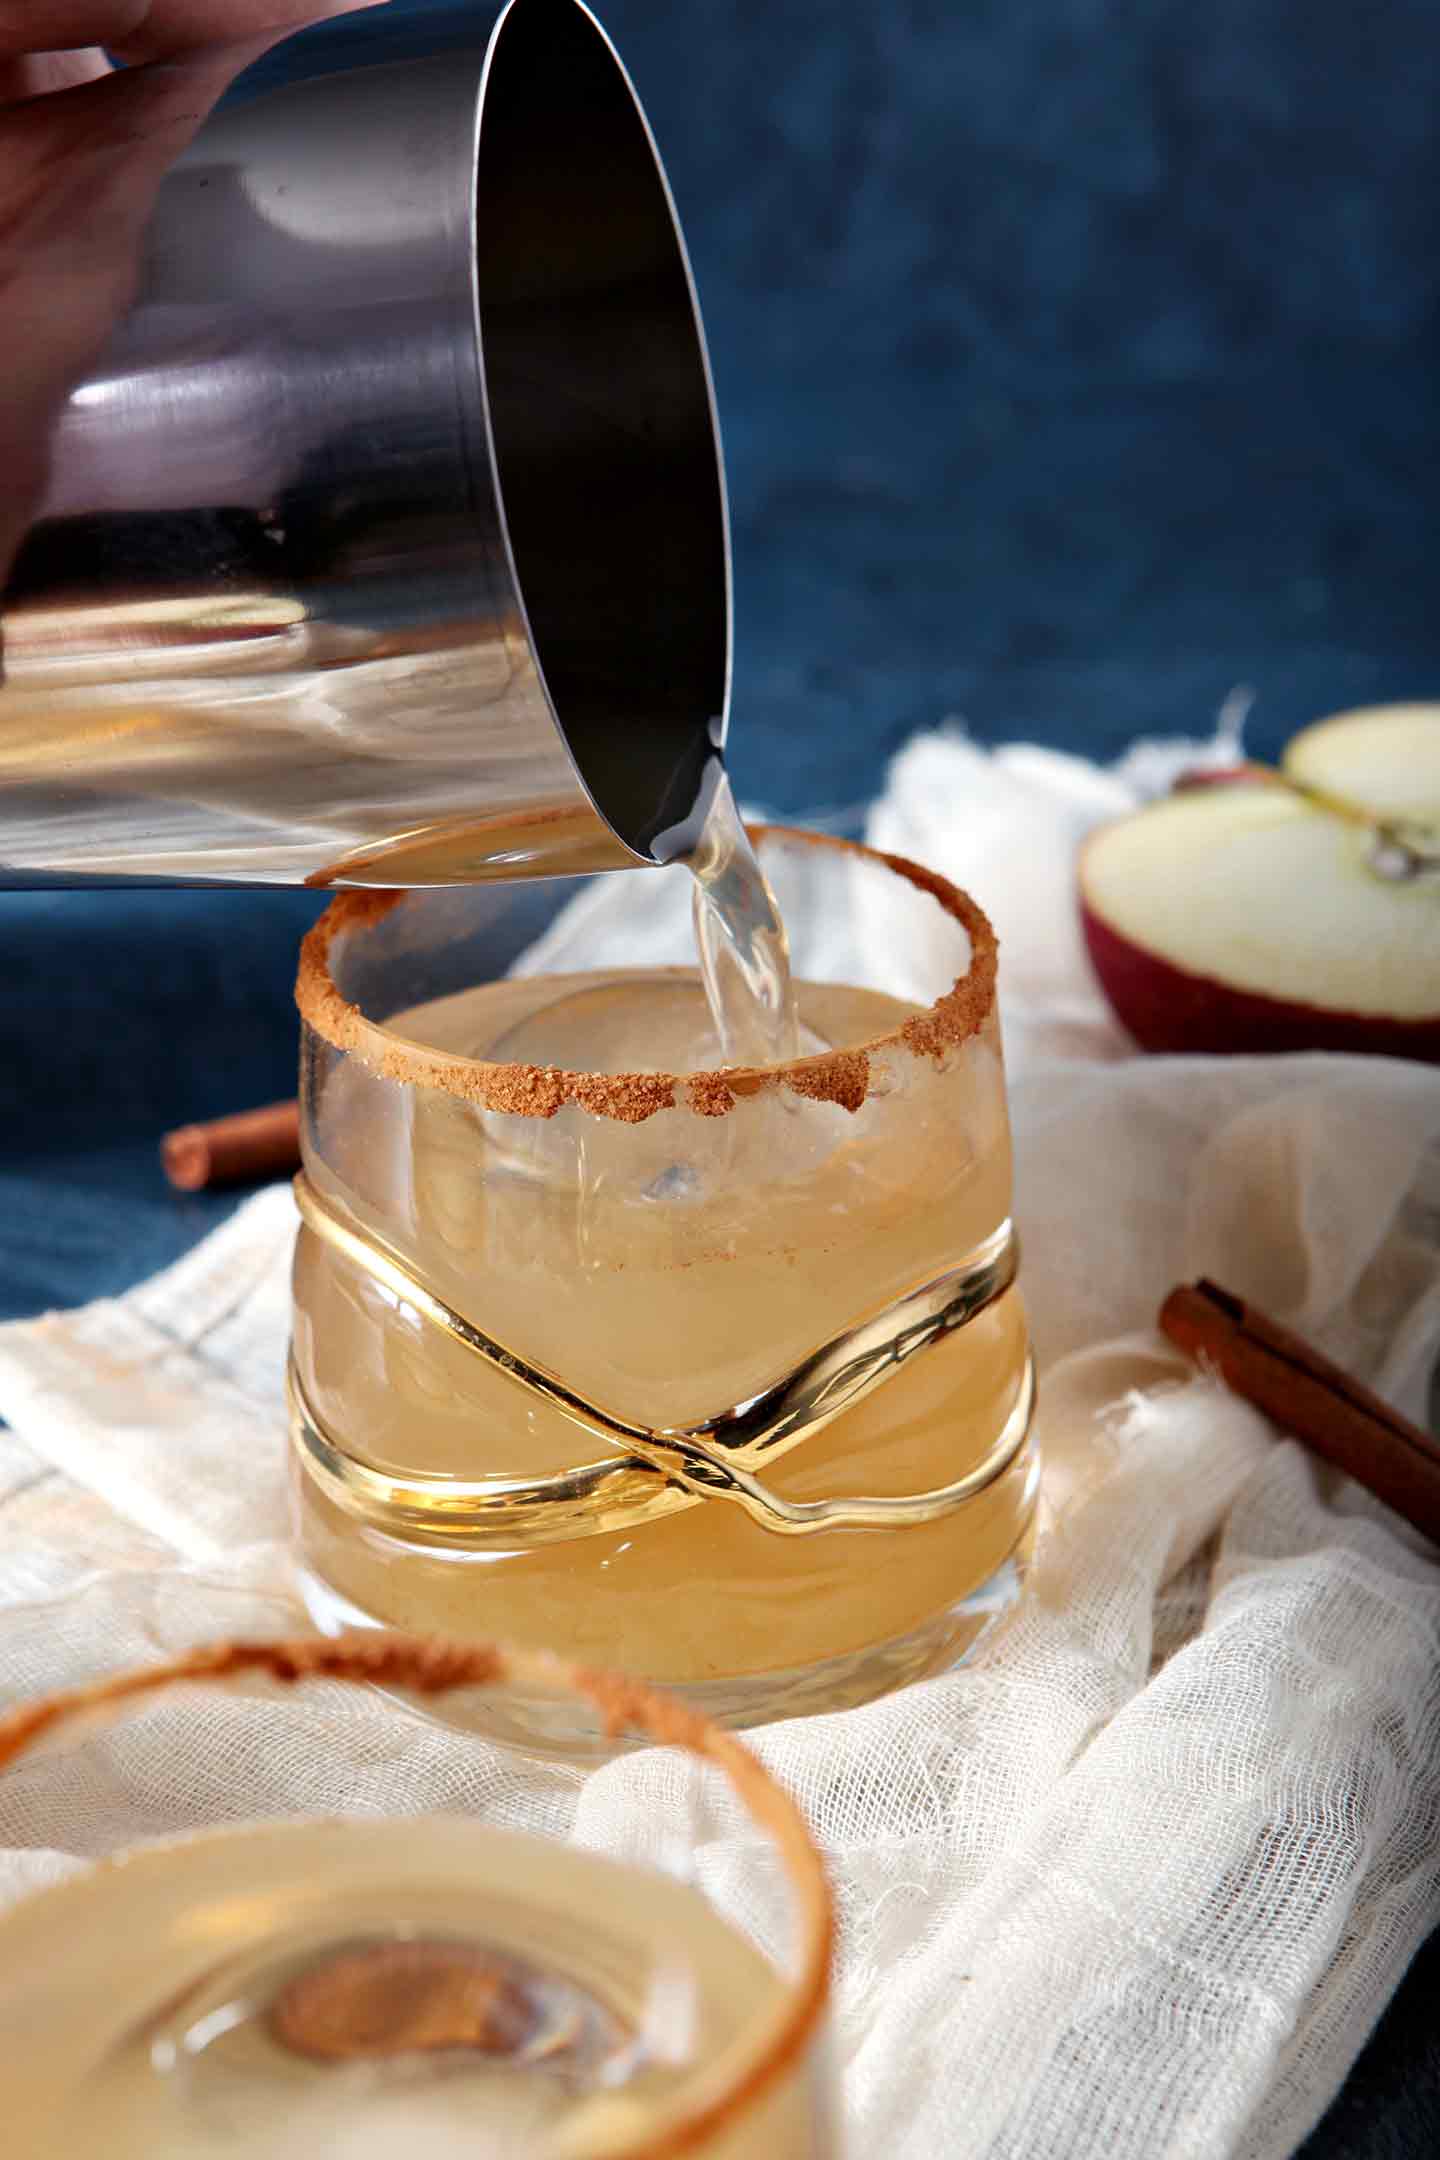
[0,1,386,68]
[111,0,388,66]
[0,5,148,59]
[0,48,110,100]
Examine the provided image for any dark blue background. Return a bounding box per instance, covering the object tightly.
[3,7,1439,2143]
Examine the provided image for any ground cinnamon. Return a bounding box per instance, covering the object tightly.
[293,827,1001,1123]
[1160,1279,1440,1546]
[161,1100,300,1191]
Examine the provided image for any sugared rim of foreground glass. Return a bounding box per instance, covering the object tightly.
[0,1632,832,2160]
[294,825,999,1124]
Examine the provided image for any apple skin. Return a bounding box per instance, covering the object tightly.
[1079,892,1440,1062]
[1169,765,1255,794]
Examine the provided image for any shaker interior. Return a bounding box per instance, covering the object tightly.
[475,0,729,864]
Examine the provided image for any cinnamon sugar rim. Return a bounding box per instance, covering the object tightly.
[295,824,999,1124]
[0,1632,833,2160]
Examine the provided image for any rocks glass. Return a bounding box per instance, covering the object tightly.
[289,831,1037,1750]
[0,1635,833,2157]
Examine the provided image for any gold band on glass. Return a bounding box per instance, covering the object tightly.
[290,1173,1034,1545]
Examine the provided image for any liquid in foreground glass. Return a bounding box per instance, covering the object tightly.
[0,1635,833,2157]
[290,830,1037,1749]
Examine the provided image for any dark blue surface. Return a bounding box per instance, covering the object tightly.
[4,6,1439,2146]
[0,890,323,1314]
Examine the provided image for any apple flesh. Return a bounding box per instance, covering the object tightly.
[1079,708,1440,1060]
[1286,703,1440,832]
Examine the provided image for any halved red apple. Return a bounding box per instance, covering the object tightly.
[1079,706,1440,1060]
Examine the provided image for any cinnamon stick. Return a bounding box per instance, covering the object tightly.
[161,1100,301,1192]
[1160,1279,1440,1546]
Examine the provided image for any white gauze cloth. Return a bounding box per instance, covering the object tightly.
[1,724,1439,2160]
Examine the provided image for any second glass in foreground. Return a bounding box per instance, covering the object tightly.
[0,1635,832,2157]
[289,831,1038,1748]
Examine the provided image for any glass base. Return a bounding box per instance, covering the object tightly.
[296,1532,1033,1764]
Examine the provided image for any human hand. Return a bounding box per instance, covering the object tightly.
[0,2,385,588]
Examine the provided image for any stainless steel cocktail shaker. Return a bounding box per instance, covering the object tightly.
[0,0,729,887]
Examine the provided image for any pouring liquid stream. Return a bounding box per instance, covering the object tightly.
[686,772,800,1067]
